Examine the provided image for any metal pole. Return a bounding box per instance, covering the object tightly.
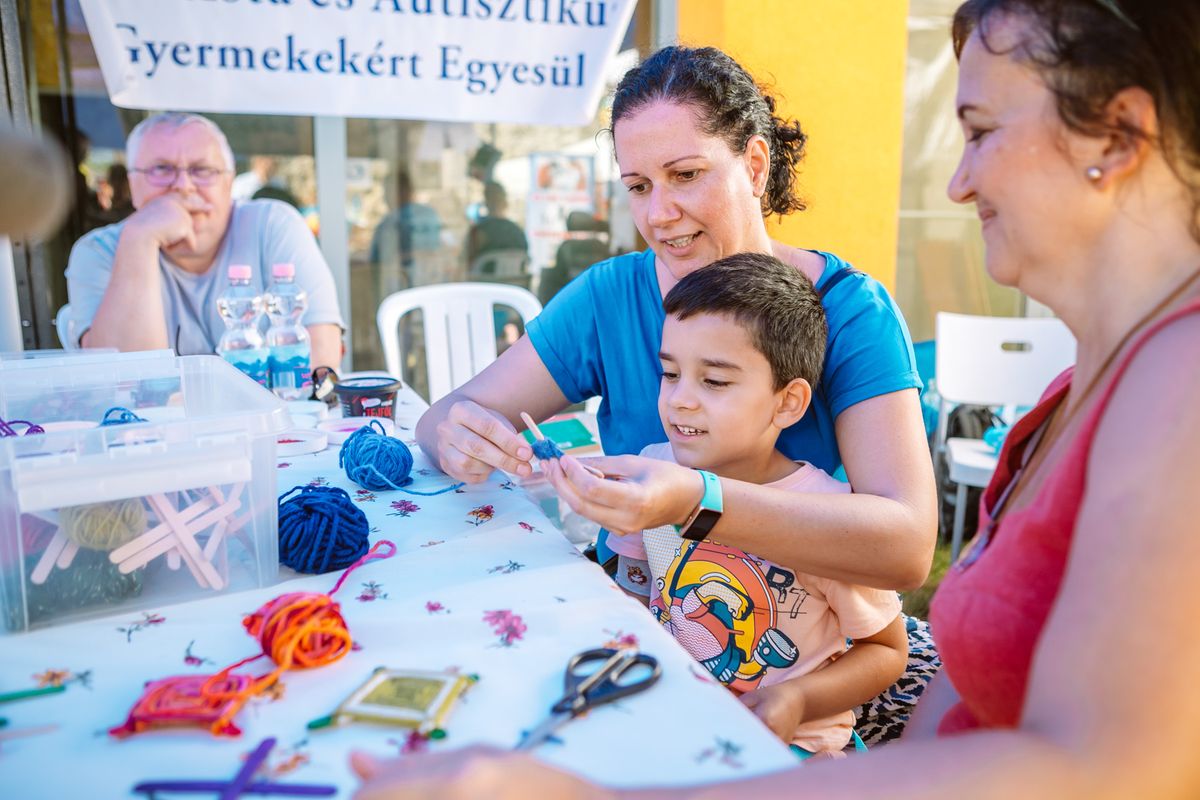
[314,115,351,371]
[0,237,21,352]
[652,0,678,49]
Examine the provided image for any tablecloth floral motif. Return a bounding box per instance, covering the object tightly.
[0,392,794,798]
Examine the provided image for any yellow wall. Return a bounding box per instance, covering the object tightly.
[677,0,909,290]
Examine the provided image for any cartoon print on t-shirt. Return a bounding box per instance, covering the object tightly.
[650,539,799,693]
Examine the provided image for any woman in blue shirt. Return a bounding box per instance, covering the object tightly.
[415,49,938,734]
[418,45,935,584]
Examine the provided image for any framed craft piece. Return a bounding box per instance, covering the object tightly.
[315,667,476,734]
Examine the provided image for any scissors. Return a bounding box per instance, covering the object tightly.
[515,647,661,751]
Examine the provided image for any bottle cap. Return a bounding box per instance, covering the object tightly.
[271,262,296,279]
[228,264,252,281]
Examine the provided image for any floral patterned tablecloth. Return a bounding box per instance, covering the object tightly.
[0,389,793,798]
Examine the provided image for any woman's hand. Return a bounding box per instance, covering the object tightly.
[739,682,806,743]
[350,746,609,800]
[541,454,703,535]
[432,399,534,483]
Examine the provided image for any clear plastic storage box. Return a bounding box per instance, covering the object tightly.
[0,351,289,632]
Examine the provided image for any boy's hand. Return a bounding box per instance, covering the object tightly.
[739,682,806,743]
[542,454,702,536]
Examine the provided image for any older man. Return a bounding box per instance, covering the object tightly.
[66,113,343,367]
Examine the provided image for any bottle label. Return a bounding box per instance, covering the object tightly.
[269,342,312,397]
[222,348,270,388]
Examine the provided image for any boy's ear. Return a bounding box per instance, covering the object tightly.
[774,377,811,428]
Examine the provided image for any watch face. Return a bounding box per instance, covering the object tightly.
[681,508,721,541]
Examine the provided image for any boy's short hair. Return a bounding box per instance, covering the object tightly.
[663,252,827,390]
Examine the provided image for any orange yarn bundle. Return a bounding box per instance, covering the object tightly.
[110,540,396,738]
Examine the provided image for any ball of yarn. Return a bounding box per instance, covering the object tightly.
[531,438,564,460]
[23,547,143,629]
[60,499,148,551]
[339,420,414,491]
[243,591,353,672]
[277,485,369,574]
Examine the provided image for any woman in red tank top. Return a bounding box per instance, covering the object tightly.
[351,3,1200,797]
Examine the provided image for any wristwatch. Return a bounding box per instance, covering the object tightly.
[676,469,723,542]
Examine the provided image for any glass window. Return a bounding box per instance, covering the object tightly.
[24,0,318,348]
[345,18,649,400]
[895,0,1023,344]
[17,0,650,384]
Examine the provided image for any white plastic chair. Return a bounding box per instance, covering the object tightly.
[376,282,543,403]
[935,312,1077,559]
[55,303,78,350]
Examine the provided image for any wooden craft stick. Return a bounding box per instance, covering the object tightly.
[144,494,225,590]
[0,723,59,742]
[0,685,65,704]
[520,412,605,478]
[55,540,80,571]
[109,497,215,563]
[30,531,69,586]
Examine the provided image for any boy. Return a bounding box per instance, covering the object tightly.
[608,252,907,758]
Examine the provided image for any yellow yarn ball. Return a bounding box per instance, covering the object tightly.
[60,499,147,551]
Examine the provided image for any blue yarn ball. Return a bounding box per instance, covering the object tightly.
[531,438,564,460]
[277,485,370,574]
[339,421,415,492]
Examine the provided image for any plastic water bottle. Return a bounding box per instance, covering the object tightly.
[265,262,311,400]
[216,264,270,388]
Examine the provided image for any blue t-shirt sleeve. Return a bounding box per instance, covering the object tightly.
[526,266,605,405]
[822,273,921,418]
[65,226,120,346]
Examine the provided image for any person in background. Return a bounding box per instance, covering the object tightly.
[417,45,939,745]
[65,112,343,367]
[465,180,529,270]
[354,1,1200,796]
[231,155,279,201]
[369,169,444,292]
[97,163,134,224]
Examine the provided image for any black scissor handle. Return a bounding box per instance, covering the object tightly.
[554,648,661,715]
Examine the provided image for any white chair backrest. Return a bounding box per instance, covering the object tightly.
[55,303,78,350]
[376,282,542,403]
[935,312,1077,408]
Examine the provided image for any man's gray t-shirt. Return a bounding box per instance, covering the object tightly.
[66,199,344,355]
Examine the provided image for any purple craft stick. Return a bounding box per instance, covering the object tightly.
[131,780,336,797]
[222,737,277,800]
[132,736,337,798]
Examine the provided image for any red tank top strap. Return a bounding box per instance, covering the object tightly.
[1074,297,1200,444]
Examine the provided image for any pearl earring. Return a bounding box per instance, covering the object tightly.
[1086,166,1103,182]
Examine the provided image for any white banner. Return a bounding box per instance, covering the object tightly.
[78,0,637,126]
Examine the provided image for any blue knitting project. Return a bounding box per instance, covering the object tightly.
[531,438,564,460]
[339,420,464,495]
[99,407,147,426]
[277,485,369,574]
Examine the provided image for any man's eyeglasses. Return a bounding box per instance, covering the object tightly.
[130,164,228,187]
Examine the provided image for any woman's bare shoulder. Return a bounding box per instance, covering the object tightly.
[770,239,827,284]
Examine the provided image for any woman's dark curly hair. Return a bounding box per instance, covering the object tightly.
[609,46,807,219]
[953,0,1200,239]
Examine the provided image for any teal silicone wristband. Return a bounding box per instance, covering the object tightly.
[696,469,723,512]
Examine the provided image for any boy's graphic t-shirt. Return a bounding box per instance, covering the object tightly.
[610,443,901,753]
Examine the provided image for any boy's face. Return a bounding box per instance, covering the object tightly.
[658,313,807,483]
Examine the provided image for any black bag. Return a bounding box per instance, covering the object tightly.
[936,404,1001,541]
